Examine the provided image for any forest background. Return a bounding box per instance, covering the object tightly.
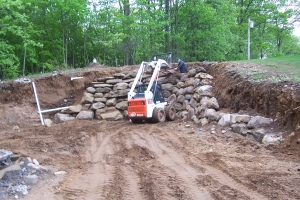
[0,0,300,79]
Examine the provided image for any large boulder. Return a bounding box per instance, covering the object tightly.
[81,92,94,104]
[90,102,106,110]
[115,101,128,110]
[247,116,273,129]
[54,113,75,123]
[76,110,94,120]
[100,110,124,121]
[61,105,82,114]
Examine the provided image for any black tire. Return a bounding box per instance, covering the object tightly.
[152,108,166,123]
[131,118,143,124]
[165,105,176,121]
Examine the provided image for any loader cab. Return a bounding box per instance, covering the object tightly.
[135,83,165,104]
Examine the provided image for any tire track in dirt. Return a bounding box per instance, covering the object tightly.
[59,122,130,200]
[140,125,212,199]
[171,130,269,200]
[52,121,268,200]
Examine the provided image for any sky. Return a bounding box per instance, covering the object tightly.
[293,22,300,37]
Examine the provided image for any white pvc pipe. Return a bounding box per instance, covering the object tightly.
[71,77,83,80]
[32,82,44,125]
[39,106,69,114]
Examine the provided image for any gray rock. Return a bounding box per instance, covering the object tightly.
[82,104,91,110]
[100,110,123,121]
[195,85,213,96]
[185,78,195,87]
[247,116,273,129]
[177,95,185,103]
[106,98,117,106]
[106,79,122,84]
[195,66,207,73]
[24,157,32,166]
[91,102,106,110]
[54,113,75,123]
[97,77,114,82]
[180,74,189,82]
[44,119,52,127]
[86,87,96,94]
[93,83,114,88]
[24,175,39,185]
[230,114,251,124]
[218,114,231,126]
[94,98,107,103]
[251,128,266,142]
[199,118,209,126]
[61,105,82,114]
[185,86,194,94]
[176,82,185,88]
[115,101,128,110]
[174,102,183,111]
[32,159,39,165]
[114,82,128,90]
[185,94,192,100]
[113,73,126,79]
[95,87,111,93]
[231,123,248,135]
[187,68,197,77]
[81,92,94,104]
[94,93,104,98]
[262,134,282,145]
[172,87,179,94]
[195,72,214,79]
[204,109,220,122]
[162,83,174,91]
[76,110,94,120]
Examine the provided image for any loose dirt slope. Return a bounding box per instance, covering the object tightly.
[0,63,300,200]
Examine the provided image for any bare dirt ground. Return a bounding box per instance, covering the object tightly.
[0,63,300,200]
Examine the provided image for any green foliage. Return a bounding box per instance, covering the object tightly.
[0,0,299,79]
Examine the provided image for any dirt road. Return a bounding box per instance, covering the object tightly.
[1,119,299,200]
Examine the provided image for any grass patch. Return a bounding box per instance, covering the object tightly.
[236,55,300,83]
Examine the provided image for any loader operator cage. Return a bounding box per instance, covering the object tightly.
[151,52,172,67]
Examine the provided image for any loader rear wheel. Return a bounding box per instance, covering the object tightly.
[153,108,166,123]
[165,105,176,121]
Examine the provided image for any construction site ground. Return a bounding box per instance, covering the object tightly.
[0,62,299,200]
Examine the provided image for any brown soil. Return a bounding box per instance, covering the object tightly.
[0,63,300,200]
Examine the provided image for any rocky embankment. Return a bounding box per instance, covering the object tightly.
[50,64,279,145]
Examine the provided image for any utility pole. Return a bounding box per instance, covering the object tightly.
[248,18,254,60]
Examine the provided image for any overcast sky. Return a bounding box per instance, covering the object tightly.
[293,22,300,37]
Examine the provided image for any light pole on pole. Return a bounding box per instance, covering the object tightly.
[248,18,254,60]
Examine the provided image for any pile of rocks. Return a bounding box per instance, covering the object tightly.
[49,65,278,144]
[0,157,49,199]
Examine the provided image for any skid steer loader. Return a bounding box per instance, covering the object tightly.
[127,59,176,123]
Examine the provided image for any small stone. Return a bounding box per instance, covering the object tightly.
[24,157,32,166]
[221,130,227,134]
[54,171,68,176]
[24,175,39,185]
[297,139,300,144]
[32,159,39,166]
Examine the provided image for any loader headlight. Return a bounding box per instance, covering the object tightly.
[128,102,131,106]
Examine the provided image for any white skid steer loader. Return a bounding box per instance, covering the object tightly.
[127,59,176,123]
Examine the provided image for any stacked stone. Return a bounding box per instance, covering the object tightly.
[52,65,277,144]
